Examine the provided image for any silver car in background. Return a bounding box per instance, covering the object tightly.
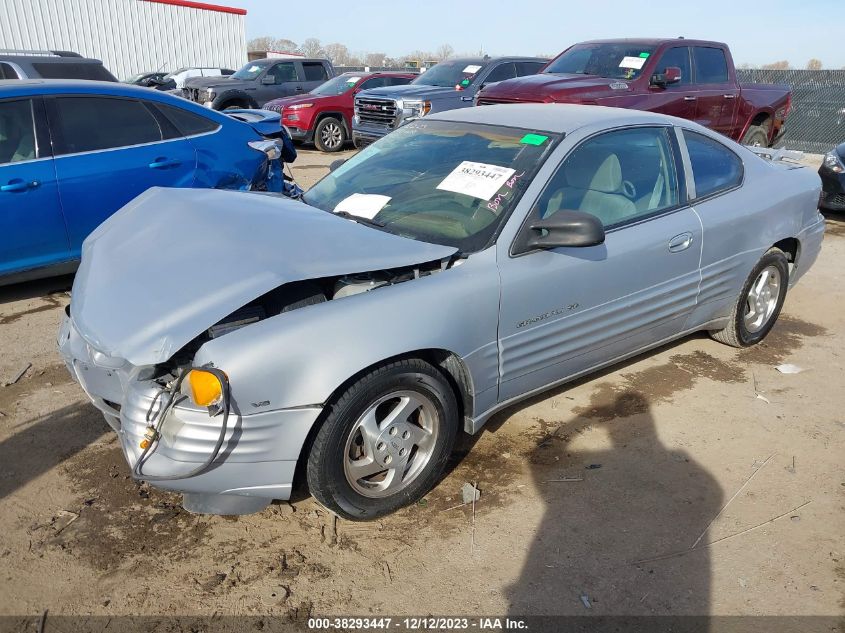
[59,104,825,519]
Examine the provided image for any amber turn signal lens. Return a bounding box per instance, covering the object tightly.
[187,369,224,407]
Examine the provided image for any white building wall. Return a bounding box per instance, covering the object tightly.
[0,0,247,80]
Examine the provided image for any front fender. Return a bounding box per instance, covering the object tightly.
[212,89,257,109]
[193,249,501,413]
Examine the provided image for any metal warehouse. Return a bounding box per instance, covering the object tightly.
[0,0,247,81]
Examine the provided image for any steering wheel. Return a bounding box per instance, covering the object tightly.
[621,180,637,199]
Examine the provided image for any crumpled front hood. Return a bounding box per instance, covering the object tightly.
[361,84,459,100]
[71,188,457,366]
[480,72,626,101]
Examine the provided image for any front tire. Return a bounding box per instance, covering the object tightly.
[314,117,346,152]
[306,358,459,520]
[710,248,789,347]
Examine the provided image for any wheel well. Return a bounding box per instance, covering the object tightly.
[773,237,800,263]
[217,93,252,109]
[750,112,772,129]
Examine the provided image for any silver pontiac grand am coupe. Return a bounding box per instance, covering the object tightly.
[59,104,825,519]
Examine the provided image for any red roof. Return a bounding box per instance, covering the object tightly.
[143,0,247,15]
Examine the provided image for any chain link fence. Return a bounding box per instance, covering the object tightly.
[737,69,845,154]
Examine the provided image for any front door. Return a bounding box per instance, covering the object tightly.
[256,62,301,106]
[0,97,69,276]
[497,126,702,401]
[647,46,698,121]
[47,95,197,254]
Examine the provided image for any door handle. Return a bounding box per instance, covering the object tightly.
[668,232,694,252]
[723,94,736,99]
[1,179,39,193]
[683,96,697,102]
[148,158,181,169]
[294,86,304,91]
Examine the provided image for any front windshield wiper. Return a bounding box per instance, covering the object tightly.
[333,210,386,228]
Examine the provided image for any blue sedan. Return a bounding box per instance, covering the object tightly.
[0,80,285,283]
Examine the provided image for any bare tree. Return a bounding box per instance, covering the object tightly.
[324,43,353,66]
[272,38,299,53]
[299,38,325,59]
[364,52,388,68]
[806,58,823,70]
[761,60,790,70]
[247,36,274,52]
[434,44,454,61]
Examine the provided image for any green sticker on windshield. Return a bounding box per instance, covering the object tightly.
[639,52,650,58]
[520,133,548,146]
[460,78,471,87]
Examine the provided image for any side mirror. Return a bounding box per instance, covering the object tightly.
[524,210,605,250]
[650,66,682,87]
[329,158,347,173]
[261,75,275,85]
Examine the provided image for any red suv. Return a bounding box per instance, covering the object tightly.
[264,71,416,152]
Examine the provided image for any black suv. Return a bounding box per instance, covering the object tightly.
[0,49,117,81]
[182,58,334,110]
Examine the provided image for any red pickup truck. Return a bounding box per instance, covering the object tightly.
[476,38,791,146]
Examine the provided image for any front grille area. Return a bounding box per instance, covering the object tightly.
[822,191,845,209]
[355,97,398,128]
[183,88,210,103]
[264,102,282,113]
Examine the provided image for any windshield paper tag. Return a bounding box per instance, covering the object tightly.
[437,161,516,201]
[619,56,647,70]
[463,64,482,74]
[334,193,391,219]
[346,76,361,84]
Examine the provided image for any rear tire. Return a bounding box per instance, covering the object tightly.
[741,124,769,147]
[314,117,346,152]
[710,248,789,347]
[306,358,459,521]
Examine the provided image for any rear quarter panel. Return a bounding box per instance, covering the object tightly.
[189,118,265,189]
[735,83,791,140]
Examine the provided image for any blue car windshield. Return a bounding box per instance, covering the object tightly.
[302,120,559,252]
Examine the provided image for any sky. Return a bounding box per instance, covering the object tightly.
[233,0,843,68]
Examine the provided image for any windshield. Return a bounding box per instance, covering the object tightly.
[411,60,487,88]
[545,43,656,80]
[312,74,363,96]
[232,61,269,80]
[303,121,559,252]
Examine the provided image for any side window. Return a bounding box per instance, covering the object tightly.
[683,130,743,198]
[535,127,679,228]
[268,63,297,84]
[155,103,220,136]
[484,62,517,84]
[33,62,115,81]
[655,47,691,85]
[302,62,328,82]
[359,77,389,90]
[0,99,36,164]
[53,97,162,154]
[0,63,20,80]
[693,47,728,84]
[516,61,544,76]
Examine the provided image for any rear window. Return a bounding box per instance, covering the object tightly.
[693,47,728,84]
[33,62,116,81]
[302,62,329,82]
[53,96,163,154]
[156,103,220,136]
[684,130,743,198]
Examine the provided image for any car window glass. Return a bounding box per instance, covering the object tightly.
[683,130,743,198]
[268,63,297,84]
[0,99,36,164]
[155,103,220,136]
[0,62,20,80]
[484,62,517,84]
[389,76,413,86]
[302,62,328,82]
[516,61,544,76]
[536,127,679,228]
[33,62,115,81]
[655,47,691,85]
[359,77,389,90]
[693,47,728,84]
[54,97,162,154]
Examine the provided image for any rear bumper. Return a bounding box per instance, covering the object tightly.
[58,312,322,514]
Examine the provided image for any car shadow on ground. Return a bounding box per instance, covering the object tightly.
[0,274,74,306]
[0,401,108,501]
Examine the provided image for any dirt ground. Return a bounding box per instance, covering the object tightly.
[0,149,843,624]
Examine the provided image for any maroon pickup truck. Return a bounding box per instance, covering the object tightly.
[476,38,791,146]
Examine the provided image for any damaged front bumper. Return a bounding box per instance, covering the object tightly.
[58,311,322,515]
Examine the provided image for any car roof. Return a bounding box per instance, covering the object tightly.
[572,37,727,48]
[0,54,103,63]
[0,78,164,96]
[429,103,691,135]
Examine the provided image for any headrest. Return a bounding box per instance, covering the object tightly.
[564,147,623,193]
